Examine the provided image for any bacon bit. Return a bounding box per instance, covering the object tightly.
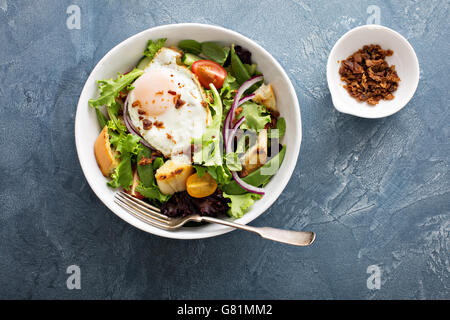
[270,109,280,118]
[132,100,141,108]
[207,93,213,103]
[154,121,165,129]
[170,74,174,77]
[166,133,176,144]
[138,157,153,165]
[156,91,163,95]
[152,99,156,104]
[239,168,249,178]
[143,119,152,130]
[175,96,186,109]
[138,109,147,115]
[201,101,208,108]
[168,90,177,95]
[138,116,144,120]
[234,106,243,116]
[265,116,277,130]
[339,44,400,105]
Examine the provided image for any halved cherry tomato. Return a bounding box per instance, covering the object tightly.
[191,60,227,89]
[186,172,218,198]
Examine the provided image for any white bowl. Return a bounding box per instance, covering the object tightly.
[75,23,302,240]
[327,25,419,118]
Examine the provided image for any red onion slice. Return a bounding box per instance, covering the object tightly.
[225,116,245,153]
[123,95,154,150]
[237,93,255,107]
[223,75,263,142]
[225,115,265,195]
[231,171,265,195]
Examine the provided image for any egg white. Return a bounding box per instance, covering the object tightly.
[127,48,209,158]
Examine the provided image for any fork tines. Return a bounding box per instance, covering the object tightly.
[114,191,173,230]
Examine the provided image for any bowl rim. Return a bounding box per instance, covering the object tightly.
[75,23,302,240]
[326,24,420,119]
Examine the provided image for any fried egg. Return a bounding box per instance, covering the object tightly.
[127,48,209,158]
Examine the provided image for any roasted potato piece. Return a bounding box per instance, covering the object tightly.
[252,83,277,111]
[94,126,119,177]
[242,129,268,175]
[155,159,194,195]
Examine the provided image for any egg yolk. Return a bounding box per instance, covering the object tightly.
[132,69,178,116]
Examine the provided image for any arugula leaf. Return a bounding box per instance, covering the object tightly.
[276,117,286,138]
[178,39,202,55]
[143,38,167,59]
[268,117,286,139]
[238,102,271,132]
[201,42,229,65]
[88,69,143,110]
[231,44,251,85]
[222,192,262,218]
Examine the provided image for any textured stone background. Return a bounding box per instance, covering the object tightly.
[0,0,449,299]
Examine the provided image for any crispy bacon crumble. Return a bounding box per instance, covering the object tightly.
[339,44,401,105]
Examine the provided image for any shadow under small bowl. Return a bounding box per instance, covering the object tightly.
[327,25,419,118]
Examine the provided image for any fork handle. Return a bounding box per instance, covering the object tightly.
[199,216,316,246]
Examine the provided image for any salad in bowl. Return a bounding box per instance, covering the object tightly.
[75,23,301,239]
[90,38,286,220]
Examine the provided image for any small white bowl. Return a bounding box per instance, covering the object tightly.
[75,23,302,240]
[327,25,419,118]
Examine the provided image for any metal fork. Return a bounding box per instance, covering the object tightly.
[114,191,315,246]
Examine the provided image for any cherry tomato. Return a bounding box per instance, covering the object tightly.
[191,60,227,89]
[186,172,218,198]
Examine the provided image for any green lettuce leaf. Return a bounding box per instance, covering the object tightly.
[238,102,271,132]
[144,38,167,59]
[88,69,143,110]
[116,133,141,156]
[193,84,224,166]
[222,192,262,218]
[220,74,239,100]
[106,130,142,190]
[194,165,232,187]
